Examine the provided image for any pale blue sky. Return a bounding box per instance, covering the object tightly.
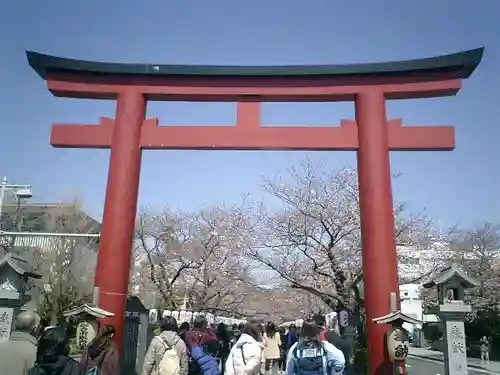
[0,0,498,228]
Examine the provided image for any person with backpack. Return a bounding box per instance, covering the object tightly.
[312,315,350,369]
[285,319,345,375]
[28,326,82,375]
[184,315,221,375]
[142,316,189,375]
[225,320,265,375]
[80,325,120,375]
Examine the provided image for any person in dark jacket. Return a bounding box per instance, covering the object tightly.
[285,325,298,351]
[28,326,82,375]
[216,323,231,375]
[179,322,191,343]
[184,316,220,375]
[80,325,120,375]
[283,324,298,371]
[278,327,287,372]
[230,323,243,349]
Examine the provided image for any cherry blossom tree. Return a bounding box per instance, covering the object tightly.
[250,160,434,312]
[242,286,325,322]
[414,223,500,313]
[134,202,257,315]
[450,222,500,303]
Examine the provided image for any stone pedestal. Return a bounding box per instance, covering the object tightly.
[440,302,471,375]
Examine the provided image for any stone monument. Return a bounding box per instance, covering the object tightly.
[0,253,41,341]
[422,263,480,375]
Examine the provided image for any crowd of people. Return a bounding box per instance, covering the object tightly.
[142,313,347,375]
[0,311,348,375]
[0,311,120,375]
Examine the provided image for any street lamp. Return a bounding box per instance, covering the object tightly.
[0,176,33,228]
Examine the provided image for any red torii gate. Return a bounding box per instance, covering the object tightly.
[27,48,483,375]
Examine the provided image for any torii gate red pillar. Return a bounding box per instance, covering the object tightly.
[27,48,483,375]
[93,90,146,322]
[356,90,400,374]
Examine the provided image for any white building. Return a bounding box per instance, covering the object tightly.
[399,281,440,337]
[399,283,424,334]
[396,243,451,335]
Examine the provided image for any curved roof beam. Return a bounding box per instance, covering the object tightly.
[27,48,484,80]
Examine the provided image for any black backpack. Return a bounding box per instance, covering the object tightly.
[292,340,327,375]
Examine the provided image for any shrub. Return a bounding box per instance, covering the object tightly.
[423,322,442,343]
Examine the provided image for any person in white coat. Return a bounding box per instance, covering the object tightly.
[285,319,345,375]
[225,320,264,375]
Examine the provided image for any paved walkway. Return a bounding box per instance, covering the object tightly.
[408,346,500,373]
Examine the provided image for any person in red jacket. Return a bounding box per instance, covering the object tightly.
[184,316,220,375]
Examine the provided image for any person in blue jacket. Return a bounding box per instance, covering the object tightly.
[283,324,298,371]
[285,325,298,351]
[185,316,221,375]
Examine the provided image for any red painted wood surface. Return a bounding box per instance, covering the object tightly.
[50,103,454,151]
[356,90,400,375]
[46,74,462,101]
[93,90,145,349]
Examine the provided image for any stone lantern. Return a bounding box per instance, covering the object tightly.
[373,292,421,375]
[0,253,41,341]
[63,304,114,351]
[421,263,480,375]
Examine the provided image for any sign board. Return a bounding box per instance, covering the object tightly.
[0,307,14,341]
[76,320,98,349]
[446,321,468,375]
[148,309,158,324]
[339,310,350,327]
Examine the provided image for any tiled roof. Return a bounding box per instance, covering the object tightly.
[0,253,42,278]
[421,263,480,288]
[0,203,100,234]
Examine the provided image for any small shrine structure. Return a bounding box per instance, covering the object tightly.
[0,253,41,340]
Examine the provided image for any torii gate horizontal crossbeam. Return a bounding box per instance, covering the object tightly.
[51,118,454,151]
